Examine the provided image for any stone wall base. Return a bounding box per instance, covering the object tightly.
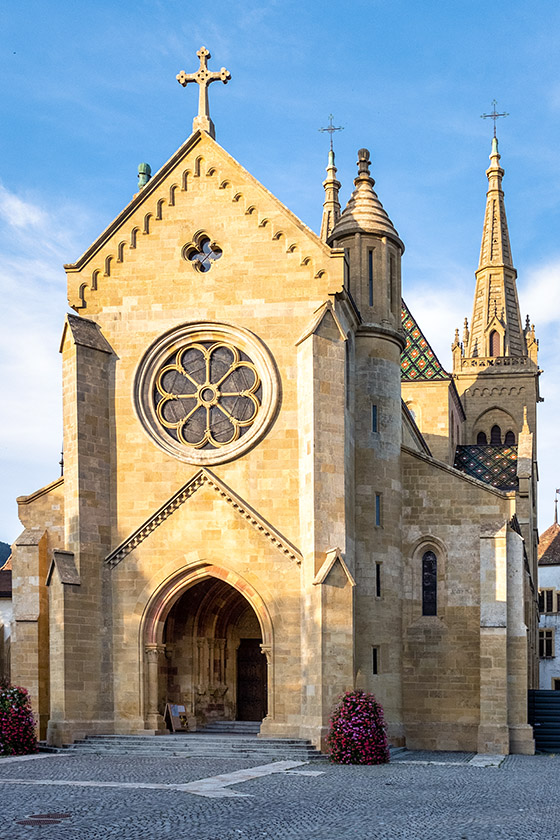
[477,723,510,755]
[46,719,116,747]
[406,722,479,752]
[387,722,405,748]
[509,723,535,755]
[259,718,308,742]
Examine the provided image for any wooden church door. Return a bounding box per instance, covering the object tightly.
[236,638,267,721]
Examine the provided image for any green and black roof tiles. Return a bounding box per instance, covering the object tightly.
[401,301,448,381]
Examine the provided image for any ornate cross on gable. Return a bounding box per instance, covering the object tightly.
[177,47,231,139]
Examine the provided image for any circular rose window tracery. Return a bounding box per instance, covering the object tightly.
[134,323,279,465]
[155,341,262,449]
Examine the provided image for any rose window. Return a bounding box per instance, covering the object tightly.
[154,342,262,449]
[134,322,279,466]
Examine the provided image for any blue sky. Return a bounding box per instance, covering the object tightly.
[1,0,560,541]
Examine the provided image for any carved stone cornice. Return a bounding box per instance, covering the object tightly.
[105,468,302,567]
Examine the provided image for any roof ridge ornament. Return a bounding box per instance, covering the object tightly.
[177,46,231,139]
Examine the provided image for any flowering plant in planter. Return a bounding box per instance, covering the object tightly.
[0,683,37,756]
[327,689,390,764]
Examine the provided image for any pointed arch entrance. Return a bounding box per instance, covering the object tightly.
[142,565,273,731]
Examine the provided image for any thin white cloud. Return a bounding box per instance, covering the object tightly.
[519,258,560,326]
[0,185,48,230]
[0,183,93,539]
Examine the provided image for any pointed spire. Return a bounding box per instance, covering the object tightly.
[452,327,460,349]
[328,149,403,250]
[555,493,558,526]
[463,137,527,359]
[478,137,513,269]
[320,148,341,242]
[463,317,470,346]
[522,405,529,432]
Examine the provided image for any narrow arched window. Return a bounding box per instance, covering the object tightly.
[504,430,515,445]
[422,551,437,616]
[477,431,487,445]
[489,330,501,356]
[490,425,502,444]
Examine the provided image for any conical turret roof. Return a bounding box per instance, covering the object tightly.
[328,149,403,251]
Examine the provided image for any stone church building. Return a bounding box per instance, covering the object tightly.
[11,50,540,754]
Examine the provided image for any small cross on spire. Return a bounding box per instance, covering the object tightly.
[481,99,509,138]
[177,47,231,139]
[319,114,344,152]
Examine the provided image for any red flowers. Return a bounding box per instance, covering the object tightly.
[327,689,390,765]
[0,683,37,756]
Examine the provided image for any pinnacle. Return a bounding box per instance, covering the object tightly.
[329,148,402,248]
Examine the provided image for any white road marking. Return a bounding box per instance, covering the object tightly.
[0,759,322,799]
[177,760,309,797]
[468,754,505,767]
[0,754,63,764]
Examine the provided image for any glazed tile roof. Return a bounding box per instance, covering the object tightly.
[453,444,518,491]
[539,522,560,566]
[401,300,448,381]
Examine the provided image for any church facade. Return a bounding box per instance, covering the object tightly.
[11,51,540,754]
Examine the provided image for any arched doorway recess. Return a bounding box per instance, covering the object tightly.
[142,567,272,730]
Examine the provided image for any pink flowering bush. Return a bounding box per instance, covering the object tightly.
[0,683,37,756]
[327,689,390,764]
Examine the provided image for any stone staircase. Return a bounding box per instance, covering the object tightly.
[53,722,326,761]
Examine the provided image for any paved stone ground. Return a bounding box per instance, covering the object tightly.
[1,750,560,839]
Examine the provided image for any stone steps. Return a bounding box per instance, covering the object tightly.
[55,733,326,761]
[201,721,262,735]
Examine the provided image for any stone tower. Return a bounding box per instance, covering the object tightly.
[328,149,406,742]
[452,136,541,702]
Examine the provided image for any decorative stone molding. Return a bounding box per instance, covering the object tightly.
[106,467,302,567]
[295,300,347,346]
[313,548,355,586]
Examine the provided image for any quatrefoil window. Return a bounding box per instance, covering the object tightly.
[183,235,222,272]
[154,341,262,449]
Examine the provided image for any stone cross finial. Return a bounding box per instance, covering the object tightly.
[176,46,231,139]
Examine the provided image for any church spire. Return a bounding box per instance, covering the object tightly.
[478,137,513,269]
[320,149,341,242]
[463,136,526,359]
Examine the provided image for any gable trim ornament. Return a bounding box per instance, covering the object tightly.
[295,300,347,346]
[313,548,356,586]
[134,321,280,465]
[105,467,302,568]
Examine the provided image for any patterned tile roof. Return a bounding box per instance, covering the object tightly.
[453,445,518,491]
[539,522,560,566]
[401,300,448,381]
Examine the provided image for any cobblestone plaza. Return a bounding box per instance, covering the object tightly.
[0,751,559,839]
